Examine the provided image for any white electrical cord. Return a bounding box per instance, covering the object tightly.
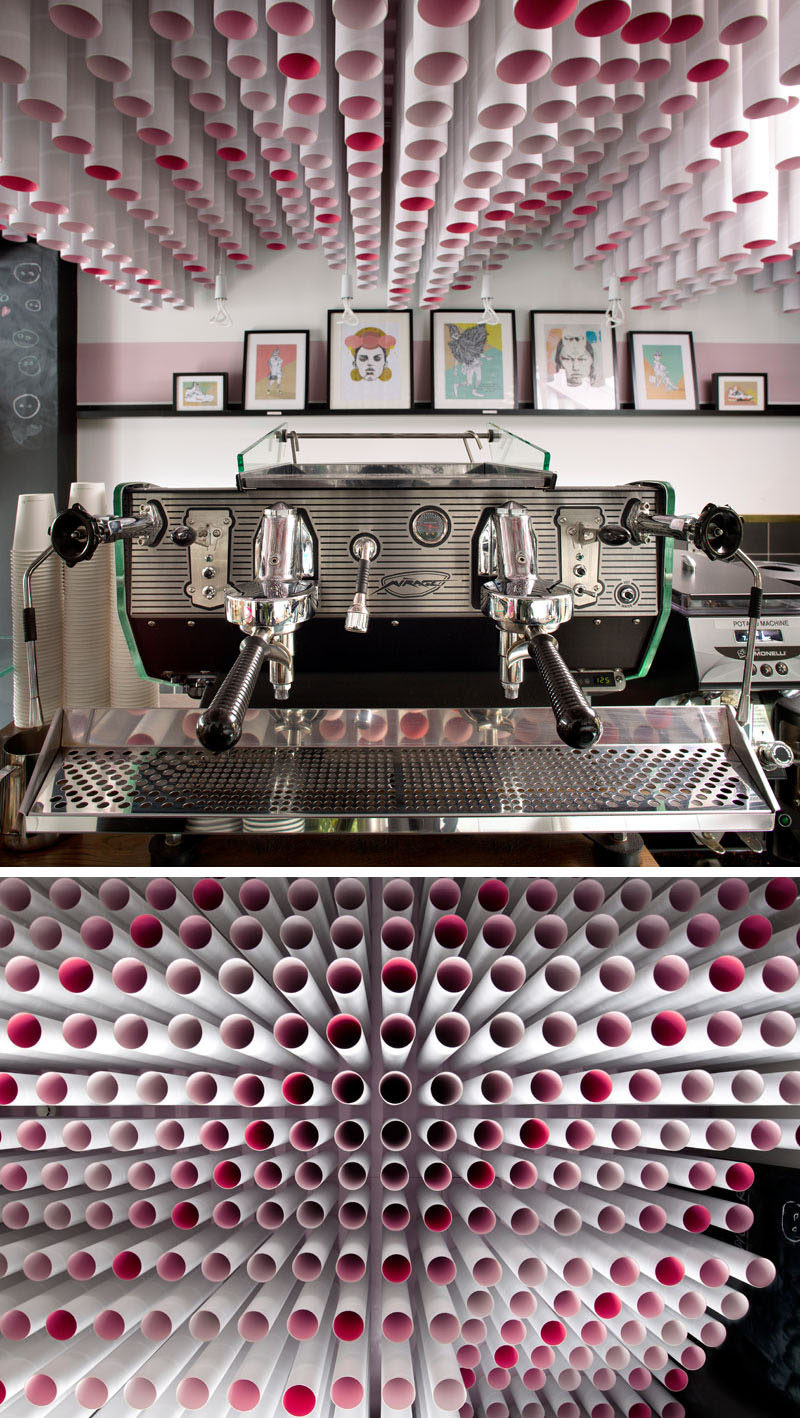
[209,264,232,327]
[605,274,625,329]
[337,271,360,327]
[479,272,500,325]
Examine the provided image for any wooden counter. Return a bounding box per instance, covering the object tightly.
[0,832,655,869]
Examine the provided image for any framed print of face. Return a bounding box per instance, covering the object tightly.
[173,372,227,413]
[431,310,517,411]
[714,373,767,412]
[531,311,618,411]
[327,310,413,412]
[630,331,698,412]
[243,330,309,412]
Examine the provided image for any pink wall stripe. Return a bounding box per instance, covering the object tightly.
[77,338,800,407]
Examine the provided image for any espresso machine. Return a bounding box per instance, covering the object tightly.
[17,430,778,859]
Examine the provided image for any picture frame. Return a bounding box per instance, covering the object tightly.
[531,309,618,411]
[629,331,698,412]
[242,329,309,412]
[172,371,227,413]
[713,372,768,412]
[431,309,517,411]
[327,310,413,412]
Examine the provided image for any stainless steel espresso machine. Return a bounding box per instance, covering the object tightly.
[17,430,778,859]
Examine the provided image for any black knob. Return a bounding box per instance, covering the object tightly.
[50,504,100,566]
[597,525,630,547]
[171,525,196,546]
[693,503,742,561]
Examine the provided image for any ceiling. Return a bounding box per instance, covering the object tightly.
[0,0,798,314]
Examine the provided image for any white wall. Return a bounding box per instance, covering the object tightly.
[77,241,800,516]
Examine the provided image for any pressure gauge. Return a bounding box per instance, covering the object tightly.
[410,506,451,547]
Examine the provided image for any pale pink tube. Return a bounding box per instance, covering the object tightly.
[175,1316,250,1408]
[417,911,469,991]
[329,914,369,971]
[327,958,370,1020]
[382,1335,416,1410]
[280,912,331,982]
[381,915,416,960]
[331,1331,368,1409]
[218,955,284,1021]
[333,877,370,932]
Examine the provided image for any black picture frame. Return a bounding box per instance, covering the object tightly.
[713,372,768,412]
[530,309,619,411]
[430,309,518,411]
[172,371,228,413]
[326,309,414,412]
[629,331,699,412]
[242,329,310,412]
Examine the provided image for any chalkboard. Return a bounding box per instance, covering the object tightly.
[0,237,76,638]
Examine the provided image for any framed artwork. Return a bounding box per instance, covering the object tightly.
[243,329,309,411]
[327,310,413,412]
[173,372,227,413]
[714,372,767,412]
[531,310,618,410]
[431,310,517,411]
[630,331,698,411]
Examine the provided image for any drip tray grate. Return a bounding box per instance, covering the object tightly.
[44,741,770,824]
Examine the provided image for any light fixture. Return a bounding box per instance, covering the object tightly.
[605,271,626,328]
[337,267,359,326]
[209,260,232,327]
[479,269,499,325]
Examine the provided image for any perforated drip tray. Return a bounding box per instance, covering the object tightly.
[20,707,777,835]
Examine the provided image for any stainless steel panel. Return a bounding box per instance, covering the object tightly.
[125,484,661,621]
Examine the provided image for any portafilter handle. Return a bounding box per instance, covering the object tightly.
[508,632,601,750]
[196,631,292,753]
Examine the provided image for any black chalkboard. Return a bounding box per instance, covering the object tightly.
[0,237,76,639]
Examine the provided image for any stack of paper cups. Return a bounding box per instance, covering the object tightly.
[11,493,63,727]
[62,482,112,710]
[109,543,159,710]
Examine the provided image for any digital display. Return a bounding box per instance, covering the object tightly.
[734,628,784,643]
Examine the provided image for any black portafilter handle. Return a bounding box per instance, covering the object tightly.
[526,633,602,751]
[196,633,290,753]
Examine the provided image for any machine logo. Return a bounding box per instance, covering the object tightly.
[376,572,451,599]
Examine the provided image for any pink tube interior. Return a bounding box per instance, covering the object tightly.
[332,1070,365,1103]
[220,1014,255,1048]
[330,915,364,950]
[186,1071,218,1103]
[334,878,366,910]
[382,958,417,993]
[380,1013,415,1048]
[435,1013,469,1048]
[429,878,460,910]
[434,914,468,948]
[229,917,263,949]
[431,1071,463,1104]
[327,959,361,993]
[437,958,472,992]
[280,916,314,950]
[490,1012,524,1048]
[382,878,414,911]
[381,916,415,951]
[483,915,516,949]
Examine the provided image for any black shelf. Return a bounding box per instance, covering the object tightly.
[76,402,800,419]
